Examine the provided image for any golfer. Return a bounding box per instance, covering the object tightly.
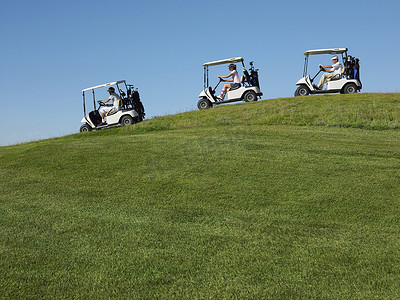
[99,87,121,123]
[315,56,343,90]
[217,63,241,100]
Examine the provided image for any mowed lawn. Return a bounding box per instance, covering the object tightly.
[1,94,400,298]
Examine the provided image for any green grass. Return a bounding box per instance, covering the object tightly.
[1,93,400,298]
[126,92,400,132]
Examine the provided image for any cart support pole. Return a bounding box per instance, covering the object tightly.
[83,92,86,116]
[303,55,309,77]
[205,66,209,89]
[204,66,206,89]
[92,89,96,110]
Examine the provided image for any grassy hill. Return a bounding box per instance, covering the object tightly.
[1,93,400,298]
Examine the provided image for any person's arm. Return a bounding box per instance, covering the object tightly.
[218,72,234,81]
[321,65,333,72]
[100,97,111,103]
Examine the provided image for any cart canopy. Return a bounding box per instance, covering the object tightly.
[82,80,126,92]
[203,57,244,67]
[304,48,348,56]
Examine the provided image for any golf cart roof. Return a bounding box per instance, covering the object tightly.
[304,48,348,56]
[203,57,244,67]
[82,80,126,92]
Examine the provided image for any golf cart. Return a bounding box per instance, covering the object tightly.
[294,48,362,96]
[80,80,145,132]
[197,57,263,109]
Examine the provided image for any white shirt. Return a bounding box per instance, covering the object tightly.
[332,62,342,76]
[230,70,240,84]
[109,93,121,110]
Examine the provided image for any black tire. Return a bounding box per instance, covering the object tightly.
[342,83,357,94]
[197,98,212,110]
[120,115,134,126]
[294,85,310,96]
[80,124,92,132]
[243,91,257,102]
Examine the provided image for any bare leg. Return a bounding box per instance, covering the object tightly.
[223,83,231,91]
[220,83,231,99]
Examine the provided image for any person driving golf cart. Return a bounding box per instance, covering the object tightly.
[217,63,241,100]
[314,56,343,90]
[99,87,121,124]
[294,48,361,96]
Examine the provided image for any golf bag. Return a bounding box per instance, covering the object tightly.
[242,61,260,88]
[345,55,360,81]
[242,69,252,85]
[125,86,145,118]
[250,69,260,88]
[131,90,145,118]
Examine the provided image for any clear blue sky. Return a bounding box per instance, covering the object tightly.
[1,0,399,146]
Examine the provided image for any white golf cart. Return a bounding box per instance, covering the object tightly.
[80,80,145,132]
[197,57,263,109]
[294,48,362,96]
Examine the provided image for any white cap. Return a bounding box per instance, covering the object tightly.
[332,56,338,60]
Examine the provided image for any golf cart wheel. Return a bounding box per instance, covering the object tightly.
[342,83,357,94]
[120,115,134,126]
[80,124,92,132]
[243,91,257,102]
[295,85,310,96]
[197,98,212,110]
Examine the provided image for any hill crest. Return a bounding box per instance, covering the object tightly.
[120,93,400,136]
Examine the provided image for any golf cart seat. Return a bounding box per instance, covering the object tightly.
[105,98,123,116]
[327,67,346,82]
[105,108,119,117]
[230,83,241,91]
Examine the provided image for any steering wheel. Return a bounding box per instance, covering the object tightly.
[319,64,326,71]
[98,101,112,108]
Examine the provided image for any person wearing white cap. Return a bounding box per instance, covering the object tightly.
[314,56,343,90]
[99,87,122,124]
